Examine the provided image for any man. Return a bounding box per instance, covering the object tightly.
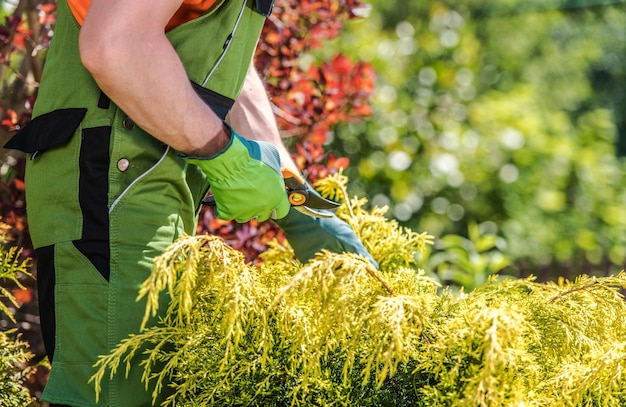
[5,0,375,405]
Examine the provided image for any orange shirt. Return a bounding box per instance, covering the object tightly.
[68,0,218,31]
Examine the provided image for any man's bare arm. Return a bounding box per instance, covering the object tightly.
[79,0,230,156]
[227,63,298,172]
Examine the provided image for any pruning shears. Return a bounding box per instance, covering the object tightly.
[201,168,340,219]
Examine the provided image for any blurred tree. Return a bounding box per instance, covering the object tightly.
[328,0,626,279]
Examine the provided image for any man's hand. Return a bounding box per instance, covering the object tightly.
[185,123,291,223]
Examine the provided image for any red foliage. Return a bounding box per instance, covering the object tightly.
[0,15,30,59]
[2,105,33,131]
[255,0,375,144]
[0,2,55,67]
[0,157,32,256]
[12,285,33,304]
[294,141,350,182]
[269,55,375,143]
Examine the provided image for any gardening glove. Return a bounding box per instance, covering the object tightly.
[274,207,378,268]
[185,123,291,223]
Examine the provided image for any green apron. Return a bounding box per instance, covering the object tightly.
[5,0,271,405]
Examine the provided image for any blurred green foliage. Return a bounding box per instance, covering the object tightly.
[419,222,511,291]
[323,0,626,279]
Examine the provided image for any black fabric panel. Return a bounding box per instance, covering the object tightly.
[190,81,234,120]
[35,245,56,361]
[73,126,111,281]
[97,90,111,109]
[255,0,275,16]
[3,108,87,154]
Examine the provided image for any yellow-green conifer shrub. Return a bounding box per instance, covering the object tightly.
[93,174,626,406]
[0,223,36,407]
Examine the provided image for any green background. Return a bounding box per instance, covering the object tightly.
[318,0,626,282]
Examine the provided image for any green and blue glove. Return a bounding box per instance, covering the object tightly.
[274,207,379,268]
[185,123,291,223]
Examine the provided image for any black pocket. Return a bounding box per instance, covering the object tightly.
[3,108,87,157]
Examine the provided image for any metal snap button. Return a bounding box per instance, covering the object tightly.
[122,117,135,130]
[117,158,130,172]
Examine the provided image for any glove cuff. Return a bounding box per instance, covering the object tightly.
[184,124,250,181]
[185,121,283,183]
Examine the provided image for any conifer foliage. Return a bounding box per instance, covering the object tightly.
[0,224,36,407]
[93,177,626,406]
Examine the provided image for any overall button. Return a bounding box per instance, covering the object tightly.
[122,117,135,130]
[117,158,130,172]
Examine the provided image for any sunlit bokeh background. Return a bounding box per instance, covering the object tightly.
[311,0,626,281]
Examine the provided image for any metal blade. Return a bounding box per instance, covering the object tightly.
[302,188,340,210]
[294,205,334,218]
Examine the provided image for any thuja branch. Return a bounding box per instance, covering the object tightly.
[365,263,395,296]
[547,274,626,303]
[547,281,601,303]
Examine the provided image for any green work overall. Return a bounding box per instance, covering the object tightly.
[5,0,272,405]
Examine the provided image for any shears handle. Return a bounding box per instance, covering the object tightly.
[281,168,309,206]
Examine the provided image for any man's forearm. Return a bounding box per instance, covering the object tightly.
[79,0,229,157]
[227,64,298,172]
